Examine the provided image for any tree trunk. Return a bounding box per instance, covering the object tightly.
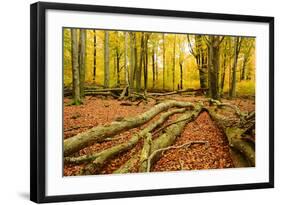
[187,35,208,89]
[172,35,176,91]
[143,33,149,95]
[79,29,86,98]
[220,40,228,95]
[71,29,81,104]
[162,34,166,90]
[64,100,194,156]
[116,53,120,87]
[129,33,135,95]
[93,30,97,82]
[240,43,253,81]
[179,63,183,90]
[104,31,110,88]
[229,37,242,98]
[124,32,129,89]
[208,36,221,100]
[152,45,156,88]
[135,33,143,93]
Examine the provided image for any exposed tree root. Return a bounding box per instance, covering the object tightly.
[66,108,187,174]
[64,99,255,176]
[64,100,194,156]
[207,98,248,120]
[206,107,255,166]
[114,103,203,174]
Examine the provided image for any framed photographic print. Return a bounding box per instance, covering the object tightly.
[30,1,274,203]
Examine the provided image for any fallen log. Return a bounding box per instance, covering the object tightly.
[148,88,208,97]
[64,87,124,97]
[64,100,194,156]
[84,91,120,98]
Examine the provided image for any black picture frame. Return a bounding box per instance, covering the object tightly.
[30,1,274,203]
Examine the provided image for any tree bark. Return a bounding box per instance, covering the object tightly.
[207,108,255,166]
[229,37,242,98]
[172,35,176,91]
[147,104,203,171]
[93,30,97,82]
[207,36,223,100]
[104,31,110,88]
[71,29,81,104]
[115,104,203,173]
[135,33,143,93]
[77,108,187,174]
[129,33,135,95]
[162,34,166,90]
[124,32,129,90]
[187,35,208,89]
[79,29,86,98]
[64,100,194,156]
[179,63,183,90]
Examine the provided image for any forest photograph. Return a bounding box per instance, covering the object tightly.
[63,28,256,176]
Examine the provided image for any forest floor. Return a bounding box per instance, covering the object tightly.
[63,95,255,176]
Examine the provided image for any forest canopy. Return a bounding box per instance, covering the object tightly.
[63,28,255,102]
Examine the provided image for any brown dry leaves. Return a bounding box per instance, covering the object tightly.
[64,95,254,176]
[152,112,233,172]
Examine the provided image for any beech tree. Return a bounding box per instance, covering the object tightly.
[71,29,81,104]
[78,29,86,98]
[104,31,110,88]
[229,37,243,98]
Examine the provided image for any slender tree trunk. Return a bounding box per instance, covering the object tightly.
[124,32,129,88]
[220,40,229,95]
[152,45,156,88]
[179,63,183,90]
[240,44,253,81]
[155,46,158,82]
[116,53,120,87]
[71,29,81,104]
[136,33,144,93]
[93,30,97,82]
[229,37,242,98]
[162,34,166,90]
[104,31,110,88]
[172,35,176,91]
[79,29,86,98]
[220,51,227,95]
[143,34,149,95]
[129,33,135,95]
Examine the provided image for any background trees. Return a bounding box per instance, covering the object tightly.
[64,28,256,101]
